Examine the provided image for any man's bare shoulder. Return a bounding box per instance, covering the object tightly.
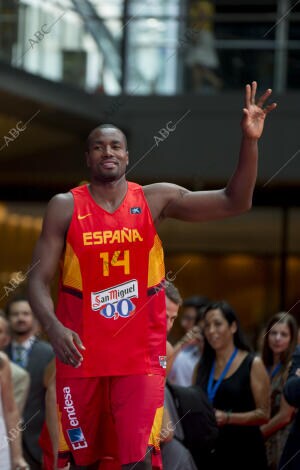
[47,192,73,215]
[48,192,73,209]
[43,192,74,235]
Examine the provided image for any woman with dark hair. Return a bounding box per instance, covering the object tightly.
[195,301,270,470]
[260,312,298,469]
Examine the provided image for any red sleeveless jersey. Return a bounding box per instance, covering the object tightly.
[55,183,166,378]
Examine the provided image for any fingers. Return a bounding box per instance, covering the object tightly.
[61,348,81,367]
[244,82,277,116]
[245,81,257,107]
[264,102,277,114]
[73,331,86,350]
[257,88,272,108]
[59,332,85,367]
[250,81,257,104]
[64,337,84,366]
[245,84,251,108]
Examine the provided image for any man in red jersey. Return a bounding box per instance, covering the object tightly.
[28,82,276,470]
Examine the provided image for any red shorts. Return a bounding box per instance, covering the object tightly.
[56,375,164,468]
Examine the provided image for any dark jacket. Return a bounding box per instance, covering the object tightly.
[279,346,300,470]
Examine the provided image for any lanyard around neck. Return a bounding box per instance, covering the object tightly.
[269,362,282,379]
[207,347,238,403]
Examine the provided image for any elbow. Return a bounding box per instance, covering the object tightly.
[236,199,252,214]
[258,409,270,425]
[281,412,294,427]
[259,416,269,425]
[244,200,252,212]
[227,201,252,217]
[224,191,252,216]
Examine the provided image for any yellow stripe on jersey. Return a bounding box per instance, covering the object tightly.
[62,242,83,291]
[147,234,165,288]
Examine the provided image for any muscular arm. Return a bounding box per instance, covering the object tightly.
[28,193,84,366]
[216,356,270,427]
[144,82,276,225]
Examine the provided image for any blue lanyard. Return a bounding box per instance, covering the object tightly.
[207,347,238,403]
[268,363,282,379]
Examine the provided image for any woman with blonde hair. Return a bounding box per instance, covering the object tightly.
[261,312,298,469]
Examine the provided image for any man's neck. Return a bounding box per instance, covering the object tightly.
[89,178,128,210]
[13,333,34,345]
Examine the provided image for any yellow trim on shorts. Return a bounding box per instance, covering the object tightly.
[148,406,164,450]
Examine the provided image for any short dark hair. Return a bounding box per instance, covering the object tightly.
[86,124,128,151]
[165,281,182,306]
[5,295,30,318]
[182,295,210,324]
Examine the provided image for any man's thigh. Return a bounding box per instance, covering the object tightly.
[56,376,116,467]
[110,375,164,467]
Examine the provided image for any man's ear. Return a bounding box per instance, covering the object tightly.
[126,150,129,166]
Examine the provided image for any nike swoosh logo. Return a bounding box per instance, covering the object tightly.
[78,213,92,220]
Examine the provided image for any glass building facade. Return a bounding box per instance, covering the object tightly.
[1,0,299,94]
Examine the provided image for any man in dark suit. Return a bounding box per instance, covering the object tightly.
[279,345,300,470]
[5,295,55,470]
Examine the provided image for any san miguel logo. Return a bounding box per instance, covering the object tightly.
[91,280,138,320]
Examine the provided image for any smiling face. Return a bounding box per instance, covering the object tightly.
[268,322,291,356]
[203,308,237,351]
[86,128,129,183]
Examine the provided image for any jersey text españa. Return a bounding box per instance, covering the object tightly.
[55,183,166,377]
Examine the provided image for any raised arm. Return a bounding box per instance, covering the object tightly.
[144,82,277,224]
[28,193,84,367]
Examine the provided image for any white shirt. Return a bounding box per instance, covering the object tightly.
[12,335,36,368]
[169,345,201,387]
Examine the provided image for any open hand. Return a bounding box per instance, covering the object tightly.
[241,81,277,140]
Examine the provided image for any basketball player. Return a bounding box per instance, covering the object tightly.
[28,82,276,470]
